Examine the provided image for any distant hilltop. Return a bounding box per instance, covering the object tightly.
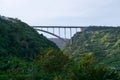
[0,15,20,23]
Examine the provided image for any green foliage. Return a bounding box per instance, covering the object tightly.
[58,54,120,80]
[0,16,120,79]
[64,27,120,67]
[113,39,120,48]
[0,17,59,59]
[0,16,60,79]
[33,48,70,79]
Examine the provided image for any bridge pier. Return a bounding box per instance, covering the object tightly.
[47,28,48,31]
[70,28,73,44]
[53,27,55,34]
[64,28,66,39]
[59,28,60,37]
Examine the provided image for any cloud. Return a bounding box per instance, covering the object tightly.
[0,0,120,25]
[0,0,109,17]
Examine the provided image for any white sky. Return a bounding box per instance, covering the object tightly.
[0,0,120,26]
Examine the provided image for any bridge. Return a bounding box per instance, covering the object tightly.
[32,26,88,42]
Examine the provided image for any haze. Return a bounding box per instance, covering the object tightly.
[0,0,120,26]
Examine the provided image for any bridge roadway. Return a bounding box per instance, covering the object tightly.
[32,26,88,32]
[32,26,88,28]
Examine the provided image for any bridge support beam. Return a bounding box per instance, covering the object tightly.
[64,28,66,39]
[47,28,48,31]
[70,28,72,44]
[53,27,55,34]
[59,28,60,37]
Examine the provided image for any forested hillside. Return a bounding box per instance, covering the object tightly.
[64,27,120,67]
[0,16,59,59]
[0,16,120,80]
[0,16,63,79]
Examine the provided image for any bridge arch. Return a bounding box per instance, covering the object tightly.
[35,29,66,42]
[32,26,88,44]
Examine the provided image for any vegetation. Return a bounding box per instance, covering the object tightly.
[0,16,59,59]
[64,26,120,67]
[0,16,120,79]
[0,16,60,79]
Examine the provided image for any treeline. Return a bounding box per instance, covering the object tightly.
[0,49,120,80]
[84,26,120,32]
[64,27,120,67]
[0,16,120,80]
[0,17,59,59]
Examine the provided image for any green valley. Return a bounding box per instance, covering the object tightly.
[0,16,120,80]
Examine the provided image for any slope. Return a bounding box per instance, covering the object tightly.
[64,27,120,67]
[0,16,59,59]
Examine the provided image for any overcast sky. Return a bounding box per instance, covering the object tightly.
[0,0,120,26]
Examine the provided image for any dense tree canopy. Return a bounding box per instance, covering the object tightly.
[0,17,59,59]
[0,16,120,80]
[64,27,120,67]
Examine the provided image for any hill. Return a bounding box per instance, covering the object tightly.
[0,17,119,79]
[64,26,120,67]
[0,16,59,59]
[0,16,69,79]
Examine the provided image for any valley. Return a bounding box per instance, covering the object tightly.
[0,16,120,80]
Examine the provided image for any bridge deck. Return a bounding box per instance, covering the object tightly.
[32,26,88,28]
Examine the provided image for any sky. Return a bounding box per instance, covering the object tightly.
[0,0,120,26]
